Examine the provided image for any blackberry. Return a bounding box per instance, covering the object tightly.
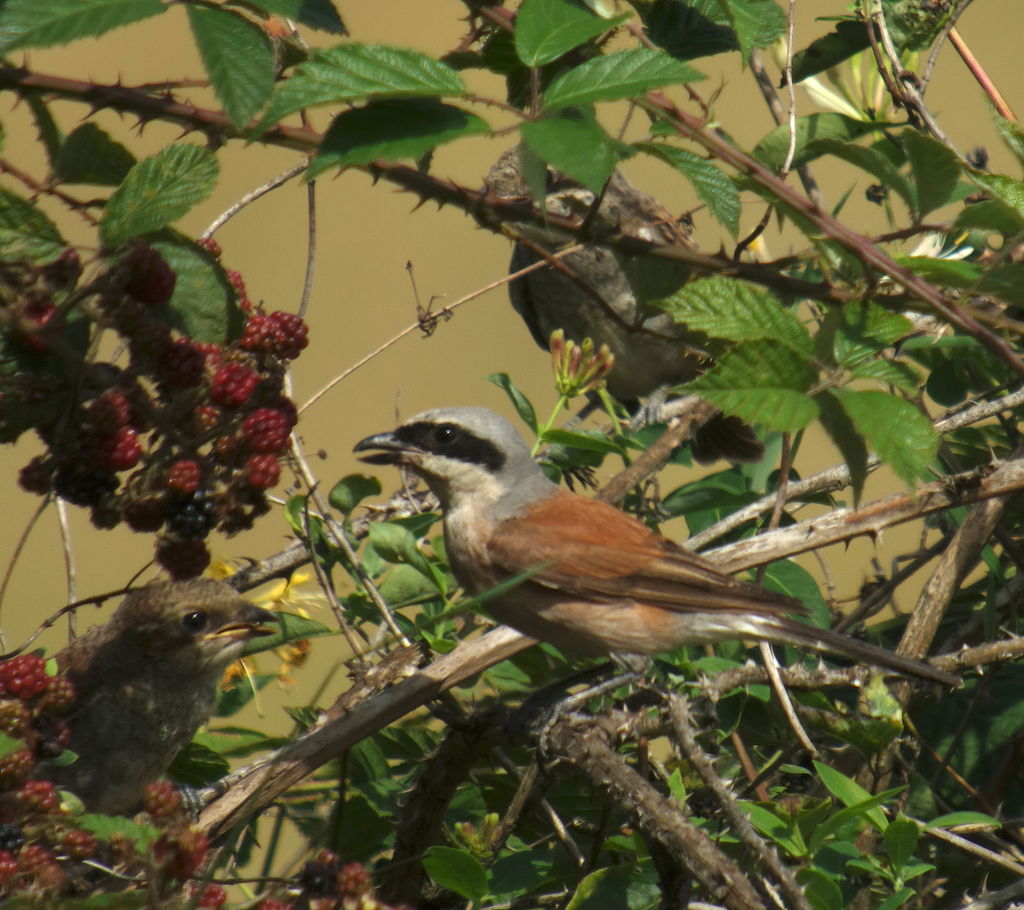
[39,247,82,289]
[122,243,176,306]
[143,780,181,818]
[0,655,49,699]
[243,408,291,453]
[0,825,23,855]
[267,311,309,359]
[338,861,372,896]
[197,236,222,259]
[245,454,280,489]
[123,495,168,532]
[155,537,211,580]
[160,338,207,388]
[86,390,132,434]
[17,779,59,813]
[166,459,201,494]
[18,457,53,494]
[166,493,214,540]
[39,676,75,715]
[53,465,118,507]
[62,828,98,860]
[210,363,259,408]
[299,860,338,898]
[0,750,33,787]
[0,850,17,884]
[195,883,227,908]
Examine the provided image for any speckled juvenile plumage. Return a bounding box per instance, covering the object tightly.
[51,579,274,814]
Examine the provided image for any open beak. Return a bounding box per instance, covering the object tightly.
[353,430,417,466]
[204,605,278,644]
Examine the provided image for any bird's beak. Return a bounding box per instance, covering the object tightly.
[353,430,418,466]
[204,605,278,644]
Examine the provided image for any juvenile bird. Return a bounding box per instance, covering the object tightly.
[355,407,956,686]
[51,579,275,814]
[485,147,761,464]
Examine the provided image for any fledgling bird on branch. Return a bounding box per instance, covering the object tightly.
[50,579,275,814]
[485,147,762,464]
[355,407,957,686]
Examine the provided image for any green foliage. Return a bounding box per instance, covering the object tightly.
[514,0,626,66]
[99,144,219,248]
[0,0,164,52]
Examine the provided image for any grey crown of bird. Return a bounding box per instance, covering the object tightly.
[51,579,274,814]
[355,407,957,687]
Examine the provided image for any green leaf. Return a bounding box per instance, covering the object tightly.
[759,560,829,629]
[243,0,346,34]
[639,143,740,235]
[814,761,890,831]
[848,357,920,394]
[514,0,626,66]
[954,198,1024,235]
[791,18,872,82]
[902,129,962,217]
[240,611,335,657]
[487,372,538,432]
[541,428,623,455]
[543,48,704,110]
[796,866,844,910]
[744,803,807,857]
[166,740,230,787]
[652,276,811,352]
[829,299,912,369]
[994,114,1024,170]
[100,144,219,248]
[187,5,275,130]
[0,0,163,51]
[643,0,739,61]
[422,846,488,903]
[688,341,819,432]
[310,99,489,175]
[883,816,920,872]
[54,123,135,185]
[216,672,274,717]
[970,171,1024,221]
[565,860,660,909]
[0,733,21,761]
[716,0,787,59]
[926,811,1002,830]
[817,390,869,504]
[329,473,382,516]
[754,113,886,172]
[520,111,633,192]
[0,187,66,261]
[876,889,915,910]
[257,44,466,131]
[77,813,160,850]
[148,234,244,344]
[806,138,915,212]
[836,389,937,487]
[26,96,62,170]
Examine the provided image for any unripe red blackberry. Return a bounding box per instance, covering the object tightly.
[86,390,132,434]
[143,780,182,818]
[267,311,309,359]
[38,676,75,715]
[240,312,273,352]
[108,427,142,471]
[256,900,292,910]
[62,828,98,860]
[18,457,53,495]
[338,861,372,896]
[0,850,15,885]
[155,537,211,580]
[210,363,259,408]
[245,454,281,489]
[197,236,222,259]
[243,408,291,453]
[17,779,59,813]
[225,269,247,300]
[195,883,228,908]
[17,843,53,872]
[123,496,168,532]
[160,337,207,388]
[166,459,201,494]
[195,404,222,432]
[15,296,58,352]
[0,655,49,700]
[154,828,209,880]
[0,750,34,787]
[122,244,176,306]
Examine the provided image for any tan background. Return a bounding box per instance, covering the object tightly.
[0,1,1020,700]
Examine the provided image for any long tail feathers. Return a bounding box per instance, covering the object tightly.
[763,617,959,687]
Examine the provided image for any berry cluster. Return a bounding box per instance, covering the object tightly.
[253,849,409,910]
[5,241,310,580]
[0,657,221,901]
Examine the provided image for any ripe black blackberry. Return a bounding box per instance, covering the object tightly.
[52,465,118,507]
[165,492,214,539]
[0,824,24,854]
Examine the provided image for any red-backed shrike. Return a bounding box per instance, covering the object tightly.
[355,407,956,686]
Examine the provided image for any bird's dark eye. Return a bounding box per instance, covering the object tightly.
[431,423,461,447]
[182,611,207,632]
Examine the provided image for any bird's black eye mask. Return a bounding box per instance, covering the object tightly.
[395,421,506,472]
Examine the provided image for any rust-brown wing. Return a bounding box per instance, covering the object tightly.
[486,490,803,618]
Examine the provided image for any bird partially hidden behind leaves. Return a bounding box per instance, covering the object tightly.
[485,146,762,464]
[50,579,275,815]
[356,407,958,687]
